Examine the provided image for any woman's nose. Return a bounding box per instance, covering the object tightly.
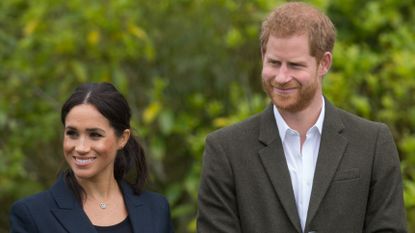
[75,137,90,154]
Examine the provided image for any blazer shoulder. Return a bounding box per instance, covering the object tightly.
[11,190,53,211]
[10,176,78,220]
[334,106,387,129]
[332,106,393,143]
[10,190,53,233]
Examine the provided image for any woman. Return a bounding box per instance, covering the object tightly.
[10,83,173,233]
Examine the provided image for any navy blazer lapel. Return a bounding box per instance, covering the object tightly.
[258,105,302,233]
[121,182,153,233]
[50,176,96,233]
[306,100,348,226]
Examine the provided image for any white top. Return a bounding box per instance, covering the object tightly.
[273,98,325,231]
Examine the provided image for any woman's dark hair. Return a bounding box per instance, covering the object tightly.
[61,82,148,202]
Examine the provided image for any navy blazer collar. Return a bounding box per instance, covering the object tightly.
[121,181,154,233]
[49,176,153,233]
[50,176,96,232]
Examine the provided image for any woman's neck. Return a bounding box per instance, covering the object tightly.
[77,174,119,202]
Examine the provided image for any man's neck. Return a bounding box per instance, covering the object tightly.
[278,97,323,144]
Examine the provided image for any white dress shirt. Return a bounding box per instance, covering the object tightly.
[273,98,325,231]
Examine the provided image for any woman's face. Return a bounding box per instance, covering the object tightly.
[63,104,129,181]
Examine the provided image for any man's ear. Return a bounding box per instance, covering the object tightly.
[318,52,333,77]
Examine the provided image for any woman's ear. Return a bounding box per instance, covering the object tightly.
[118,129,131,149]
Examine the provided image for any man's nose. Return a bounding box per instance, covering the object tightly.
[274,63,292,84]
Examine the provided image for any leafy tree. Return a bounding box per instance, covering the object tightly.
[1,0,414,232]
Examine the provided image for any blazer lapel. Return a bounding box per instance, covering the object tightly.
[50,176,96,233]
[306,100,348,226]
[121,182,153,233]
[258,105,302,233]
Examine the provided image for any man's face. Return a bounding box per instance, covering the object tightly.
[261,34,329,113]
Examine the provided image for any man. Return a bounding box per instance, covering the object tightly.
[197,2,406,233]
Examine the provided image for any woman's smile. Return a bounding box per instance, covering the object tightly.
[73,156,97,167]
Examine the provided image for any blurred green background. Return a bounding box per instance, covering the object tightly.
[1,0,414,232]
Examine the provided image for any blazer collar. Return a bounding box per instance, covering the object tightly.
[258,104,279,145]
[258,104,302,232]
[50,176,154,233]
[50,175,96,233]
[120,181,154,233]
[257,99,348,232]
[305,99,348,228]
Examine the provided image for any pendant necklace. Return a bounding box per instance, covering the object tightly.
[99,202,107,209]
[89,196,109,210]
[89,181,116,210]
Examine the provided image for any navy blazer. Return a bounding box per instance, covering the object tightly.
[9,176,174,233]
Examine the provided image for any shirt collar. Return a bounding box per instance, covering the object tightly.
[273,96,325,140]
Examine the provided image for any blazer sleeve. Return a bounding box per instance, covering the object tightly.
[197,134,242,233]
[10,200,39,233]
[364,123,407,232]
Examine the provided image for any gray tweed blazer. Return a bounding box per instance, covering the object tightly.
[197,99,406,233]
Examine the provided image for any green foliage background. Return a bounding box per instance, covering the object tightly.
[1,0,414,232]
